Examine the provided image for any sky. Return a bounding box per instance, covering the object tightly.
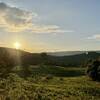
[0,0,100,52]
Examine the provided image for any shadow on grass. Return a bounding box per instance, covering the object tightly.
[52,69,85,77]
[29,65,85,77]
[13,65,85,78]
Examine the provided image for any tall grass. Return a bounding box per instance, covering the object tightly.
[0,65,100,100]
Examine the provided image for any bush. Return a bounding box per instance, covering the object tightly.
[0,59,14,77]
[86,60,100,81]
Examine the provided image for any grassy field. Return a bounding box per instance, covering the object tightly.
[0,65,100,100]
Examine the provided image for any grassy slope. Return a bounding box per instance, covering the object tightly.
[0,66,100,100]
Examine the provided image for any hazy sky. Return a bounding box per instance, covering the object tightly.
[0,0,100,52]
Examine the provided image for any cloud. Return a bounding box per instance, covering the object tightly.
[0,2,34,32]
[87,34,100,40]
[0,2,73,33]
[31,25,73,33]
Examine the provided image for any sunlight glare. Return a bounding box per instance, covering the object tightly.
[14,42,21,49]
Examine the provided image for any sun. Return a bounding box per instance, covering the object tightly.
[14,42,21,49]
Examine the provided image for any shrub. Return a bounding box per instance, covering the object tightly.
[0,59,14,77]
[86,60,100,81]
[59,77,64,81]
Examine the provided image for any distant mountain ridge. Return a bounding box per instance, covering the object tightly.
[48,51,100,56]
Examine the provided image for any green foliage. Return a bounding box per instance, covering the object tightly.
[0,48,100,99]
[21,65,33,78]
[0,56,15,77]
[0,72,100,100]
[40,52,49,65]
[0,66,99,100]
[86,60,100,81]
[0,47,100,67]
[30,65,85,77]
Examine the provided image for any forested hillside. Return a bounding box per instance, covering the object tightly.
[0,47,100,67]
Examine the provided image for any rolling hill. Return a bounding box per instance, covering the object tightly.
[0,47,100,100]
[0,47,100,66]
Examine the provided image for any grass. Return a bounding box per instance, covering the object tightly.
[0,65,100,100]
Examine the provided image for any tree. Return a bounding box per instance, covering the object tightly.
[21,64,32,78]
[86,59,100,81]
[0,56,15,77]
[40,52,48,65]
